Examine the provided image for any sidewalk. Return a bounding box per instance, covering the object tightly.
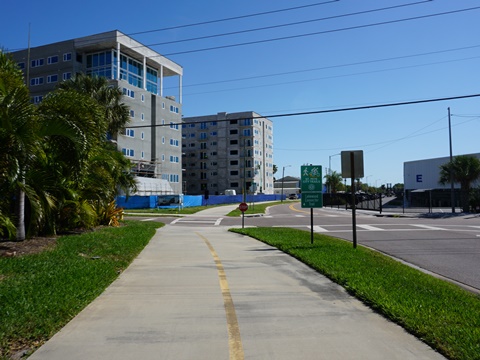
[29,215,445,359]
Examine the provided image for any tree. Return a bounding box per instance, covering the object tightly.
[439,155,480,212]
[0,51,39,240]
[324,171,343,194]
[273,164,278,175]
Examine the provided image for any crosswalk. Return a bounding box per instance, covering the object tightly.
[276,224,480,233]
[169,217,224,226]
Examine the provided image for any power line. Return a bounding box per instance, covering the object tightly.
[127,93,480,129]
[182,55,480,97]
[129,1,339,36]
[145,1,430,48]
[163,6,480,56]
[180,44,480,89]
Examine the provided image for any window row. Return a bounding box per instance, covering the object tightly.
[29,72,72,86]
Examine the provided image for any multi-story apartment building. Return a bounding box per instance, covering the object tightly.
[11,30,184,194]
[182,112,274,196]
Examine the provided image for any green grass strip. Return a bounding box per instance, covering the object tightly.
[0,221,163,358]
[227,201,282,217]
[230,227,480,360]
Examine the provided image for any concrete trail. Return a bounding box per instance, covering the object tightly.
[29,222,445,359]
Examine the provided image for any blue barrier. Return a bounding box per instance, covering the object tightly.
[116,194,281,209]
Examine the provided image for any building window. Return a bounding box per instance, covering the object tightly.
[162,102,165,109]
[230,182,239,187]
[200,142,207,149]
[210,131,217,136]
[141,151,144,158]
[162,154,165,161]
[47,55,59,65]
[200,132,207,140]
[200,122,207,129]
[230,171,239,176]
[123,88,135,98]
[169,105,179,113]
[230,150,238,155]
[141,113,144,121]
[63,53,72,61]
[243,129,251,136]
[122,148,134,157]
[162,137,165,144]
[18,62,25,69]
[63,72,72,81]
[141,94,145,102]
[169,156,179,163]
[230,140,238,145]
[31,59,44,68]
[125,129,135,137]
[30,77,44,86]
[141,132,144,140]
[230,120,238,125]
[169,139,179,146]
[230,160,239,166]
[130,110,135,118]
[170,122,179,130]
[47,74,58,83]
[32,95,43,104]
[230,129,238,135]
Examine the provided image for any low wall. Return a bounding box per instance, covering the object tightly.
[116,194,281,209]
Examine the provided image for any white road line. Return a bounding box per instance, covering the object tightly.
[214,218,223,226]
[309,226,329,232]
[412,224,446,231]
[170,218,181,224]
[177,220,217,223]
[140,218,156,222]
[357,225,384,231]
[295,215,305,217]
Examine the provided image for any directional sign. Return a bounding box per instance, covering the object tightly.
[301,165,323,208]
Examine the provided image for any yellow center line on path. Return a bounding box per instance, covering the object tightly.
[196,232,244,360]
[289,202,310,214]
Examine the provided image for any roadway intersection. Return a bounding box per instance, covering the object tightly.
[129,202,480,292]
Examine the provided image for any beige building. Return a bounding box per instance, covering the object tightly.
[11,30,184,194]
[182,112,274,195]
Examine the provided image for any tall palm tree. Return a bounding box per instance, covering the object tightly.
[439,155,480,212]
[0,51,39,240]
[57,74,130,135]
[324,171,343,194]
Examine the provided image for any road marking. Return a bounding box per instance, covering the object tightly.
[170,218,181,224]
[215,218,223,226]
[412,224,446,231]
[196,233,244,360]
[140,218,156,222]
[357,225,384,231]
[308,226,329,232]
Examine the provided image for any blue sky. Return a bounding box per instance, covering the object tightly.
[2,0,480,186]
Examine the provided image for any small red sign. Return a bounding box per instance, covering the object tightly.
[239,202,248,212]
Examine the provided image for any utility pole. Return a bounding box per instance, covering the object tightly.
[448,107,455,213]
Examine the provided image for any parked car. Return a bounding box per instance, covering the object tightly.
[288,194,298,200]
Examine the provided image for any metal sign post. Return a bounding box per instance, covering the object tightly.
[301,165,323,244]
[341,151,364,249]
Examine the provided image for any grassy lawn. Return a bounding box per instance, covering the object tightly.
[230,227,480,360]
[227,201,284,217]
[0,221,163,359]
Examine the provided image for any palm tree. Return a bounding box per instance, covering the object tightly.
[0,51,39,240]
[324,171,343,194]
[439,155,480,212]
[57,74,130,135]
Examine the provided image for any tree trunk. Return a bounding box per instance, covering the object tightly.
[15,187,26,241]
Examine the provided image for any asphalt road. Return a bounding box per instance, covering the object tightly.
[129,202,480,292]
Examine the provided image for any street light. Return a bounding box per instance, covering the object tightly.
[281,165,291,202]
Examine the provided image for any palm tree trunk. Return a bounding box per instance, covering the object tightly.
[15,186,26,241]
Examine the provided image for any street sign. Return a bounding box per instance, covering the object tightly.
[341,150,364,179]
[301,165,323,208]
[239,202,248,212]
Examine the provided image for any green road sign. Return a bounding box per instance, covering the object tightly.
[301,165,323,208]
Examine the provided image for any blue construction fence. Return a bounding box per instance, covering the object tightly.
[116,194,284,209]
